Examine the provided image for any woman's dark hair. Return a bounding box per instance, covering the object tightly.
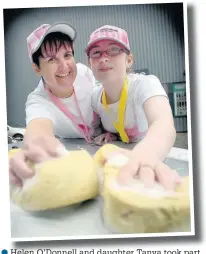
[32,32,74,67]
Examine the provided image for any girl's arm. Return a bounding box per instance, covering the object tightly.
[113,95,180,190]
[132,95,176,163]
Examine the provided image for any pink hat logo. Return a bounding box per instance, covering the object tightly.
[86,25,130,55]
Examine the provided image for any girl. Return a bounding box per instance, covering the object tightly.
[86,25,181,190]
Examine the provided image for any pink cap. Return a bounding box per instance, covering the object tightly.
[85,25,130,55]
[27,22,77,62]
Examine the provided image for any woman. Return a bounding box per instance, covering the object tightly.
[9,22,100,187]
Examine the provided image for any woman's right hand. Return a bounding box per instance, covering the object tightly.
[9,136,66,187]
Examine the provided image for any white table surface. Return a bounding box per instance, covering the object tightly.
[9,139,191,240]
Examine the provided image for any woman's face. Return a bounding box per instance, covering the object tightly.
[88,40,132,84]
[34,41,77,97]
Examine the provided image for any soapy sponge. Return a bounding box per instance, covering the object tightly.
[9,148,99,211]
[94,144,191,234]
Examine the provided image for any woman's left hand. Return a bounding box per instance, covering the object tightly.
[104,148,182,191]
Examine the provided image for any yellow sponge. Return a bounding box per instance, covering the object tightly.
[94,144,191,234]
[9,148,99,211]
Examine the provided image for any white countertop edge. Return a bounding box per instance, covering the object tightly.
[167,147,189,162]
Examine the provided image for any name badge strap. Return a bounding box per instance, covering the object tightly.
[73,90,91,141]
[102,77,129,143]
[46,87,91,143]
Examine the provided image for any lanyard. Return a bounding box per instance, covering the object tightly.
[102,76,129,143]
[46,86,91,143]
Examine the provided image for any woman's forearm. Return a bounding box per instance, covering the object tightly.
[24,118,55,146]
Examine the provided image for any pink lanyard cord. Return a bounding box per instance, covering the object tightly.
[46,86,91,143]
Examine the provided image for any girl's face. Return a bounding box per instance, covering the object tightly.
[88,40,133,84]
[33,41,77,97]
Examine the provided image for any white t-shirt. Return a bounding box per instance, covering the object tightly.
[91,73,168,142]
[25,63,99,139]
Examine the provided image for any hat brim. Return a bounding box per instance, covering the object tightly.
[33,22,77,55]
[85,37,130,55]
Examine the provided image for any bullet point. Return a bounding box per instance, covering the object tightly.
[1,250,8,254]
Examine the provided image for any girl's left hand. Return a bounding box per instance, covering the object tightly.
[104,148,182,191]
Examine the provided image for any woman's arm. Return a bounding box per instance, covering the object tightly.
[24,118,55,145]
[9,118,64,187]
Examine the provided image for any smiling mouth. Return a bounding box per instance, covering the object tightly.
[99,68,112,72]
[56,72,71,78]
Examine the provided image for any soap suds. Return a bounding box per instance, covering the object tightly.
[110,178,176,198]
[107,154,129,168]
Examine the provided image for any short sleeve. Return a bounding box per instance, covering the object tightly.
[25,93,55,125]
[135,75,168,106]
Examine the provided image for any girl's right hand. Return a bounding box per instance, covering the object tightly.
[9,136,66,187]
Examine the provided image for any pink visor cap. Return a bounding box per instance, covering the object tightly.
[27,22,77,62]
[85,25,130,55]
